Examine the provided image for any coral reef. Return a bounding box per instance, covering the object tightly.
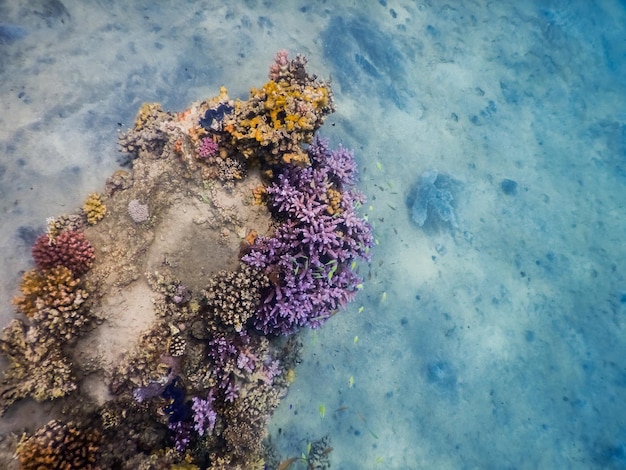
[118,102,170,159]
[1,226,96,412]
[1,52,371,469]
[1,264,92,411]
[83,192,107,225]
[31,229,95,275]
[15,420,101,470]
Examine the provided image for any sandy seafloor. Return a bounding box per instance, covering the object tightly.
[1,0,626,468]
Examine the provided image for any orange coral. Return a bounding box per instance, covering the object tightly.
[325,187,342,215]
[251,186,267,205]
[12,266,86,318]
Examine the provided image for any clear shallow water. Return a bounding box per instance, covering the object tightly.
[1,1,625,468]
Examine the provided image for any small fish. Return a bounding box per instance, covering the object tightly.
[353,335,359,344]
[358,306,364,313]
[376,161,383,171]
[348,376,355,388]
[277,457,299,470]
[381,291,387,303]
[319,404,326,419]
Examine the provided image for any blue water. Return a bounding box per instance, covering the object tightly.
[1,1,625,468]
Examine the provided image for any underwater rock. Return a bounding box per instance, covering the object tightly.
[0,52,372,469]
[500,178,518,195]
[408,169,459,229]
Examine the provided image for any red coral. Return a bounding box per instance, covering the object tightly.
[32,230,95,275]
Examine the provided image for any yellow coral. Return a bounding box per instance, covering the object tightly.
[83,192,107,225]
[326,187,342,215]
[285,368,296,384]
[134,102,163,130]
[282,150,310,166]
[227,78,330,163]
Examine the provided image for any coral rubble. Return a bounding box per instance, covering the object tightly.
[0,52,372,469]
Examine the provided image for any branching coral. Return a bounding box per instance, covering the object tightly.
[197,136,219,159]
[242,137,373,334]
[221,382,281,460]
[83,192,107,225]
[15,419,101,470]
[0,320,76,413]
[3,241,93,412]
[31,229,95,275]
[12,266,87,318]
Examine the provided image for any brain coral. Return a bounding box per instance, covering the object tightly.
[15,419,100,470]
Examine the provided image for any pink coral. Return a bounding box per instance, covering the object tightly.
[31,230,95,276]
[268,49,289,80]
[197,137,219,159]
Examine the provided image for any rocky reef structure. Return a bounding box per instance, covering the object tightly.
[0,51,372,469]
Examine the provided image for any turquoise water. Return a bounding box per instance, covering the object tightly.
[1,1,626,468]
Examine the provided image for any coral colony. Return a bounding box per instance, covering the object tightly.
[0,52,372,469]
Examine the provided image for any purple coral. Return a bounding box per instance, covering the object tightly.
[191,391,217,437]
[242,138,373,334]
[207,333,249,392]
[168,421,192,452]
